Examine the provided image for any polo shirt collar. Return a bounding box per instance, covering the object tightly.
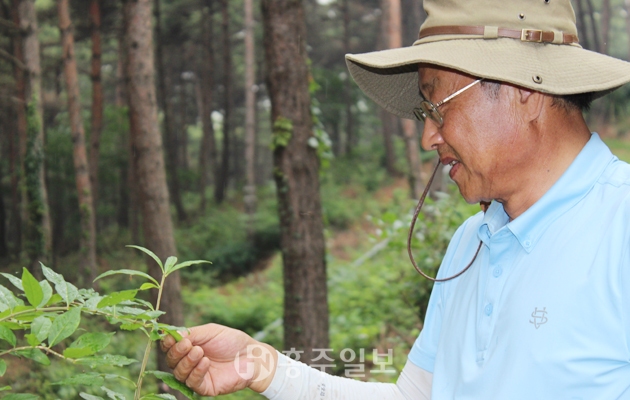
[478,133,614,253]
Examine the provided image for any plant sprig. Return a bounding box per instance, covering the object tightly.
[0,245,211,400]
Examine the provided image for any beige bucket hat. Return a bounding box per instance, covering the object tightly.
[345,0,630,120]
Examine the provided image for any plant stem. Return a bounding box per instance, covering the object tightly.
[0,306,70,322]
[134,272,168,399]
[1,345,72,361]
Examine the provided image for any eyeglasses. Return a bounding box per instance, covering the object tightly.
[413,79,483,127]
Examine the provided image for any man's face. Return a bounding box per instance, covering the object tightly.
[418,65,536,205]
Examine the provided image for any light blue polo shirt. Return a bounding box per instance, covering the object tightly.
[408,133,630,399]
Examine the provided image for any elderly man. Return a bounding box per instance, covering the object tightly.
[162,0,630,398]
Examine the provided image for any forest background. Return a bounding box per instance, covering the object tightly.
[1,0,630,398]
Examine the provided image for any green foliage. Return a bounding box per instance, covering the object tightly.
[0,246,209,399]
[177,193,280,284]
[23,95,47,262]
[270,117,293,150]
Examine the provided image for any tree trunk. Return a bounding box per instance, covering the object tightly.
[625,0,630,61]
[122,0,184,392]
[584,0,601,53]
[10,0,24,258]
[601,0,610,55]
[244,0,257,234]
[378,0,401,177]
[154,0,187,222]
[89,0,103,218]
[0,162,8,259]
[401,119,422,198]
[214,0,232,204]
[58,0,98,285]
[198,0,217,212]
[574,0,592,51]
[19,0,52,273]
[261,0,329,365]
[342,0,354,155]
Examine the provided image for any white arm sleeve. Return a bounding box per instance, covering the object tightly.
[261,352,432,400]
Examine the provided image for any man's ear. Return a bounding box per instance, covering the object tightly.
[517,87,545,122]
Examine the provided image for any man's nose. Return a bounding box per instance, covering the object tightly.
[420,119,444,151]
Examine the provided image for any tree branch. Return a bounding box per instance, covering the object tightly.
[0,47,26,70]
[0,16,18,34]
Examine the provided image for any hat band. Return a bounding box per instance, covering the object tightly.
[418,25,579,45]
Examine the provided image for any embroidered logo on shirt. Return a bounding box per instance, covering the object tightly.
[529,307,548,329]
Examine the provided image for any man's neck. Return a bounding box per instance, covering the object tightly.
[501,112,591,220]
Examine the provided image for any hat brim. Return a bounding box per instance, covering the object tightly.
[346,38,630,120]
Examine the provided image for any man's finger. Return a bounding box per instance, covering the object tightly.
[160,334,176,352]
[186,356,212,395]
[166,338,192,369]
[172,345,204,382]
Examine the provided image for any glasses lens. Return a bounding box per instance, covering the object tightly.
[413,107,427,122]
[419,101,443,127]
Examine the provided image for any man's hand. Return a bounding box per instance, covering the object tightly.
[160,323,278,396]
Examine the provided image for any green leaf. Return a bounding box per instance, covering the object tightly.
[0,285,23,310]
[93,269,159,286]
[159,327,182,342]
[0,324,16,346]
[37,281,52,308]
[139,282,158,291]
[48,306,81,347]
[46,293,63,306]
[1,394,40,400]
[75,354,138,368]
[167,260,211,276]
[135,310,165,320]
[53,372,104,387]
[0,359,6,377]
[126,245,164,272]
[97,290,138,308]
[146,371,194,400]
[41,264,78,305]
[16,348,50,365]
[25,333,40,347]
[149,329,161,341]
[31,315,51,342]
[21,268,43,307]
[0,273,23,291]
[101,386,125,400]
[63,332,114,358]
[0,386,11,391]
[140,394,177,400]
[163,256,178,274]
[80,393,104,400]
[120,322,144,331]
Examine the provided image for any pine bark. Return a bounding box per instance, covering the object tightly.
[584,0,601,53]
[342,0,354,155]
[262,0,329,365]
[10,0,24,258]
[574,0,592,51]
[19,0,52,272]
[58,0,98,284]
[122,0,184,386]
[214,0,232,204]
[89,0,103,217]
[198,1,217,211]
[244,0,257,232]
[154,0,187,222]
[379,0,400,177]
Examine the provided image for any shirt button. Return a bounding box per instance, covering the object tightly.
[524,240,532,247]
[484,304,493,316]
[493,267,503,278]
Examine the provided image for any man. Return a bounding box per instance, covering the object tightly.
[162,0,630,398]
